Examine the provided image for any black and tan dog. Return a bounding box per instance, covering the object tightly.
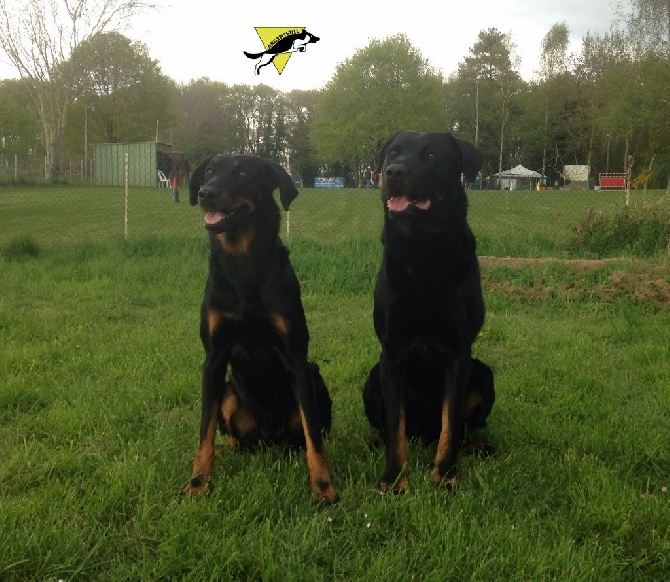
[363,130,495,494]
[182,153,338,504]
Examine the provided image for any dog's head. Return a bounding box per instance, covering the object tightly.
[374,131,484,220]
[304,30,320,44]
[189,154,298,233]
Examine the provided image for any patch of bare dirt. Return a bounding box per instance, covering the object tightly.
[479,256,670,308]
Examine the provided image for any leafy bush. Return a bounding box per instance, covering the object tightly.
[570,197,670,257]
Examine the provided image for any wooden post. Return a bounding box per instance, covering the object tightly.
[124,152,129,240]
[625,154,634,207]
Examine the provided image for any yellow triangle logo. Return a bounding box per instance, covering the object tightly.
[254,27,306,74]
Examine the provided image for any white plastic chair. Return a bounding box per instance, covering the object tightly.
[157,170,171,188]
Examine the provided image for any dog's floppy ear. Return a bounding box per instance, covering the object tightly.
[263,159,299,211]
[454,138,485,183]
[189,155,214,206]
[374,130,404,172]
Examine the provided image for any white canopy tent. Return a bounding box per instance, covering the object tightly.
[491,164,544,190]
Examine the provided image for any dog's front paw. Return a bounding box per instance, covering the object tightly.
[432,467,459,490]
[380,469,407,495]
[464,441,496,457]
[181,473,213,497]
[312,479,339,505]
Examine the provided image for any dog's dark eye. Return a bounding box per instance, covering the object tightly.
[427,152,436,159]
[206,168,214,176]
[239,171,247,178]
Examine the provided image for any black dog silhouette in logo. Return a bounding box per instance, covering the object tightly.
[244,29,320,75]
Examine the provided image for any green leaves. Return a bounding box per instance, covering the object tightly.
[312,34,447,172]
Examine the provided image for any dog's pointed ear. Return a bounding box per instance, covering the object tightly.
[264,160,299,211]
[375,130,404,172]
[189,155,214,206]
[454,138,485,182]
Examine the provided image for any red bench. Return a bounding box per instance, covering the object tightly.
[599,174,626,189]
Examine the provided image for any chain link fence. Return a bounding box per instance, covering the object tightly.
[1,154,668,259]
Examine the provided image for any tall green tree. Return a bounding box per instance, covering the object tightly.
[0,0,155,180]
[174,79,232,161]
[0,79,41,163]
[64,32,177,152]
[538,23,570,178]
[572,30,630,175]
[618,0,670,57]
[446,28,525,178]
[284,90,319,185]
[312,33,446,182]
[616,0,670,186]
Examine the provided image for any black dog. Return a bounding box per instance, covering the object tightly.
[363,131,495,494]
[182,153,338,504]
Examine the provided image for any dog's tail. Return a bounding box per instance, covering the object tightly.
[243,50,264,59]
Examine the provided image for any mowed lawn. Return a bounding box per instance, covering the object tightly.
[0,184,661,253]
[1,185,669,580]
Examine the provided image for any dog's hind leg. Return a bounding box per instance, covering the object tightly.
[255,54,276,75]
[462,358,496,456]
[219,385,262,449]
[363,362,386,437]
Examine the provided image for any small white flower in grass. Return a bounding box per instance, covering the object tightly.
[662,486,668,494]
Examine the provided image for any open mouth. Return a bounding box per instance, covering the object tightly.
[202,204,249,230]
[386,195,432,212]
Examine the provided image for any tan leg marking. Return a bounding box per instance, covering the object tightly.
[298,406,339,504]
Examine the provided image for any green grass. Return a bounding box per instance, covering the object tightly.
[1,184,667,257]
[1,186,669,580]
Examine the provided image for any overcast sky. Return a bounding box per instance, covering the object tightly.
[0,0,621,90]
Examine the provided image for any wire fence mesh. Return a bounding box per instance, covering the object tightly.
[1,154,668,259]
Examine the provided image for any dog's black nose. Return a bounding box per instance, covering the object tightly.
[385,164,407,179]
[198,186,216,201]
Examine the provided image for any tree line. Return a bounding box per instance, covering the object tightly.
[0,0,668,188]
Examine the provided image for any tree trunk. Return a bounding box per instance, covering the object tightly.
[498,114,505,175]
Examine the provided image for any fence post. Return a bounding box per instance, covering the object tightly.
[124,152,129,240]
[625,155,634,207]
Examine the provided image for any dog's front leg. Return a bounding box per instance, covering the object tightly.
[432,355,470,489]
[379,350,407,494]
[293,364,339,504]
[182,350,228,496]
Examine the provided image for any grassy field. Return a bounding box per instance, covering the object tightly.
[0,184,667,256]
[1,186,669,580]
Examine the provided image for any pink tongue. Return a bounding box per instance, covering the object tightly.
[204,211,225,225]
[387,196,411,212]
[387,196,431,211]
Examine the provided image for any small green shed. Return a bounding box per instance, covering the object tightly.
[93,141,172,187]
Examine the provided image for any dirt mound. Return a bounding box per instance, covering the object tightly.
[479,256,670,307]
